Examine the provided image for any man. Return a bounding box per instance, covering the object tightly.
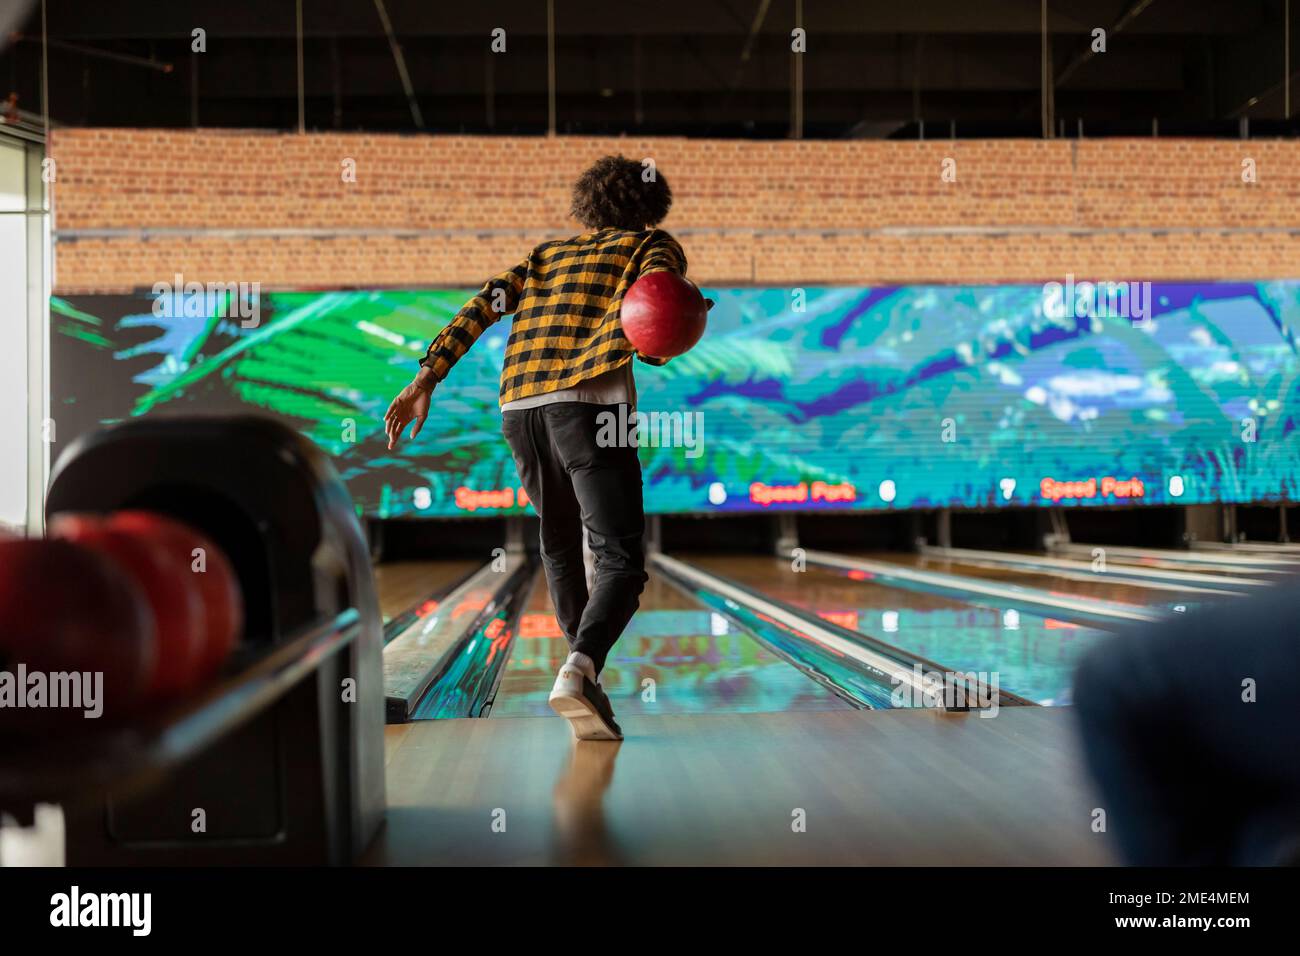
[385,155,700,741]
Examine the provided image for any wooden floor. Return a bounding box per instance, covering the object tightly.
[373,560,479,621]
[367,706,1117,866]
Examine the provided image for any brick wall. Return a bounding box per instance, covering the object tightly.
[49,130,1300,293]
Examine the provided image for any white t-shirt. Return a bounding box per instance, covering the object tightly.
[499,361,636,412]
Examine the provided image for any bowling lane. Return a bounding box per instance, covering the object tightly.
[489,568,853,717]
[866,551,1223,612]
[374,559,480,623]
[685,554,1113,706]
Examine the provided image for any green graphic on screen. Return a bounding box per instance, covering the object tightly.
[51,281,1300,517]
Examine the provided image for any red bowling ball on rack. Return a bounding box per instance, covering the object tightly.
[0,510,244,725]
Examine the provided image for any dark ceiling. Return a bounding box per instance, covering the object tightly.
[1,0,1297,138]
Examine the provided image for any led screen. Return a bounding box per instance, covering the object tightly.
[51,281,1300,517]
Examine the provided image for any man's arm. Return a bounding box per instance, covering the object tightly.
[632,231,688,367]
[414,257,529,391]
[386,257,527,449]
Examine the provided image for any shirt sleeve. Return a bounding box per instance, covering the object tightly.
[633,231,687,366]
[637,229,687,278]
[419,258,529,384]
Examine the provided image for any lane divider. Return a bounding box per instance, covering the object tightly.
[382,565,481,643]
[652,553,1034,710]
[383,556,533,722]
[1190,541,1300,556]
[1049,541,1300,571]
[917,545,1263,594]
[800,549,1163,625]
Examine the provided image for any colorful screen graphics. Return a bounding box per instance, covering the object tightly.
[52,281,1300,518]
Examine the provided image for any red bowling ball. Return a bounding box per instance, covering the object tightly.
[108,511,243,681]
[0,537,156,722]
[619,271,708,359]
[50,513,207,698]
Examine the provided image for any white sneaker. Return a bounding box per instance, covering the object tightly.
[548,665,624,741]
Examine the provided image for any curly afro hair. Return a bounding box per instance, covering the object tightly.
[570,155,672,232]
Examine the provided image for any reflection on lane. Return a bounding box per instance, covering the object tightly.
[551,741,624,866]
[686,555,1111,706]
[490,572,851,717]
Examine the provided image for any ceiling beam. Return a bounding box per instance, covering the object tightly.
[372,0,424,128]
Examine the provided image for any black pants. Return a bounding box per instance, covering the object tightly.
[502,402,648,675]
[1073,580,1300,865]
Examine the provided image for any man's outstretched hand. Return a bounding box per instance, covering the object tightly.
[384,382,432,449]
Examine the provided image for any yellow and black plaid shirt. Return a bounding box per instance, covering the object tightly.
[419,227,687,405]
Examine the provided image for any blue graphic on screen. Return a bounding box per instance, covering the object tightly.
[51,281,1300,517]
